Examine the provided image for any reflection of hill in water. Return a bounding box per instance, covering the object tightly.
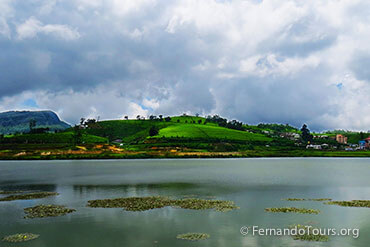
[0,183,57,193]
[72,182,244,197]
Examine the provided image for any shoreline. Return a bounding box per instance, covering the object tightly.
[1,151,369,160]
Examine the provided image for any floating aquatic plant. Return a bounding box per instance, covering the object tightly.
[2,233,40,243]
[87,196,171,211]
[310,198,332,201]
[290,224,329,242]
[325,200,370,208]
[0,192,59,202]
[284,198,305,201]
[87,196,239,212]
[173,198,238,212]
[284,198,332,202]
[24,204,76,218]
[265,207,320,214]
[176,233,210,241]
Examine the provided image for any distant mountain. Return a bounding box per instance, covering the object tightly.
[0,110,71,134]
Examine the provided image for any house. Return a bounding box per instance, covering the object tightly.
[321,143,329,149]
[306,144,322,150]
[365,137,370,149]
[336,134,348,144]
[280,132,300,140]
[359,140,366,149]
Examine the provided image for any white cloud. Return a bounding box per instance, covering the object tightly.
[0,0,13,38]
[16,17,81,40]
[0,18,10,38]
[1,0,370,130]
[111,0,156,16]
[239,54,320,77]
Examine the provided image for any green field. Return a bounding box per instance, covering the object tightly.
[1,114,369,160]
[154,124,271,142]
[82,116,271,143]
[3,132,107,144]
[84,120,171,142]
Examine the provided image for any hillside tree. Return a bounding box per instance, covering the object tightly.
[73,125,83,144]
[301,124,313,143]
[29,119,36,133]
[149,126,159,136]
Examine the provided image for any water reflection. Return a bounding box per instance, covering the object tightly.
[0,158,369,247]
[0,184,57,192]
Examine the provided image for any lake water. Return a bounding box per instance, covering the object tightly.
[0,158,369,247]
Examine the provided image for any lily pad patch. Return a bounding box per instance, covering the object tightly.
[325,200,370,208]
[284,198,332,202]
[290,224,329,242]
[176,233,210,241]
[265,207,320,214]
[87,196,239,212]
[2,233,40,243]
[24,204,76,218]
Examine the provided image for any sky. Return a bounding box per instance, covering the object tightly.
[0,0,370,131]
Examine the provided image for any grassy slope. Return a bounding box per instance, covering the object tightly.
[155,124,271,142]
[84,116,271,143]
[84,120,172,142]
[3,132,107,144]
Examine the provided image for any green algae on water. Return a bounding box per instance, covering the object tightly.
[325,200,370,208]
[24,204,76,218]
[173,198,238,212]
[290,224,329,242]
[284,198,332,202]
[0,192,59,202]
[88,196,171,211]
[87,196,239,212]
[176,233,210,241]
[310,198,332,201]
[265,207,320,214]
[2,233,40,243]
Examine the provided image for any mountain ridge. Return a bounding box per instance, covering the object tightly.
[0,110,70,134]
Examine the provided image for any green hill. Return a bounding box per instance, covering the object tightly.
[154,124,271,142]
[0,111,70,134]
[84,120,172,143]
[84,116,271,143]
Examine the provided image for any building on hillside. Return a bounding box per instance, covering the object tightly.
[314,135,329,139]
[336,134,348,144]
[365,137,370,149]
[358,140,366,150]
[280,132,300,140]
[321,143,329,149]
[306,144,322,150]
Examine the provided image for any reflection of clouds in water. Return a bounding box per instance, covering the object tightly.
[334,187,370,201]
[0,159,369,247]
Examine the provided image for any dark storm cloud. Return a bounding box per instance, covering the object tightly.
[0,0,369,130]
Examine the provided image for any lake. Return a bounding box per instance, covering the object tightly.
[0,158,369,247]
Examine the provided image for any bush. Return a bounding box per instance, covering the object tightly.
[149,126,159,136]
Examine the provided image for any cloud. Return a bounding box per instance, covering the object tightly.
[0,0,370,131]
[0,18,11,38]
[16,16,80,40]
